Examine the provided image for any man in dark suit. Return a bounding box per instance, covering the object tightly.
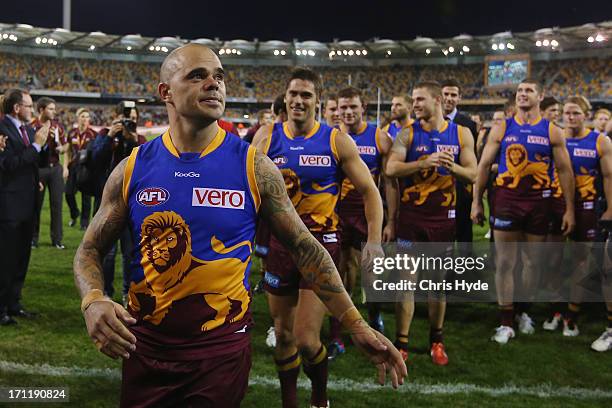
[441,79,478,255]
[0,89,48,325]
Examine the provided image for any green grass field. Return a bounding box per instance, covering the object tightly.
[0,195,611,407]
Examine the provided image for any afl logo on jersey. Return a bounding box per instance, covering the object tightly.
[272,155,288,166]
[137,187,170,207]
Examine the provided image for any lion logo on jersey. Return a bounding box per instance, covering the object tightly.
[281,168,304,207]
[575,166,597,201]
[129,211,251,332]
[401,156,454,206]
[496,144,550,189]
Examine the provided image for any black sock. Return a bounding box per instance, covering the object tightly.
[394,333,408,351]
[429,327,443,345]
[566,303,581,326]
[499,304,514,327]
[607,310,612,328]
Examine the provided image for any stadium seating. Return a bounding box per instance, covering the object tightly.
[1,52,609,101]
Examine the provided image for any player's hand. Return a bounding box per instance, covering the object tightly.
[420,153,442,169]
[34,122,50,146]
[438,152,455,172]
[561,209,575,236]
[348,319,407,388]
[0,135,7,152]
[83,300,137,360]
[382,223,396,243]
[38,182,44,192]
[362,241,384,272]
[63,167,69,180]
[471,200,485,226]
[490,163,499,174]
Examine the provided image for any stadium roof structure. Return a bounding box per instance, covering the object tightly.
[0,21,610,63]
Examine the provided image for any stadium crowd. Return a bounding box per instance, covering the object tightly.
[0,44,611,407]
[0,52,610,102]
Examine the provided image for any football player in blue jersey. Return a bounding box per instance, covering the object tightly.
[74,45,406,408]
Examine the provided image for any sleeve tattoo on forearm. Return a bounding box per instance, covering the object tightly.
[73,159,129,298]
[254,153,345,301]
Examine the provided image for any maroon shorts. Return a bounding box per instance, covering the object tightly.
[573,202,599,242]
[548,197,566,236]
[120,344,251,408]
[492,188,551,235]
[264,231,341,295]
[254,221,271,258]
[397,210,456,242]
[339,212,367,250]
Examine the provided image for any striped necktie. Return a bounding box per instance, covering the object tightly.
[19,125,30,147]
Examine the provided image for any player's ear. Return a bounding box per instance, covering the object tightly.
[159,82,171,102]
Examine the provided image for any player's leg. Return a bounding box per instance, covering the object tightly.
[425,231,454,366]
[515,232,547,335]
[267,292,300,408]
[492,229,521,343]
[294,289,329,408]
[329,242,352,356]
[394,220,424,358]
[564,241,589,336]
[592,225,612,351]
[394,297,413,361]
[543,237,565,329]
[264,234,301,408]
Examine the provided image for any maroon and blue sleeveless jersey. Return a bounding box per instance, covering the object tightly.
[495,115,554,197]
[383,119,414,141]
[399,120,466,221]
[123,128,259,360]
[551,129,603,203]
[339,122,384,215]
[264,121,341,232]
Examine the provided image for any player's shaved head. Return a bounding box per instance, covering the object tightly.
[160,43,218,83]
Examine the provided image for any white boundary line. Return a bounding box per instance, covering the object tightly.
[1,360,611,400]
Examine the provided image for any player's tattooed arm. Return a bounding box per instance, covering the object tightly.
[254,152,347,304]
[256,152,408,387]
[73,158,129,299]
[385,125,422,178]
[73,158,136,360]
[251,124,274,153]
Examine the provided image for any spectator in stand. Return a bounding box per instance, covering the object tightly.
[243,109,274,143]
[30,97,67,250]
[65,108,97,230]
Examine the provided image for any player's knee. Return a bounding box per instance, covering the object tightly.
[294,328,319,356]
[274,325,295,349]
